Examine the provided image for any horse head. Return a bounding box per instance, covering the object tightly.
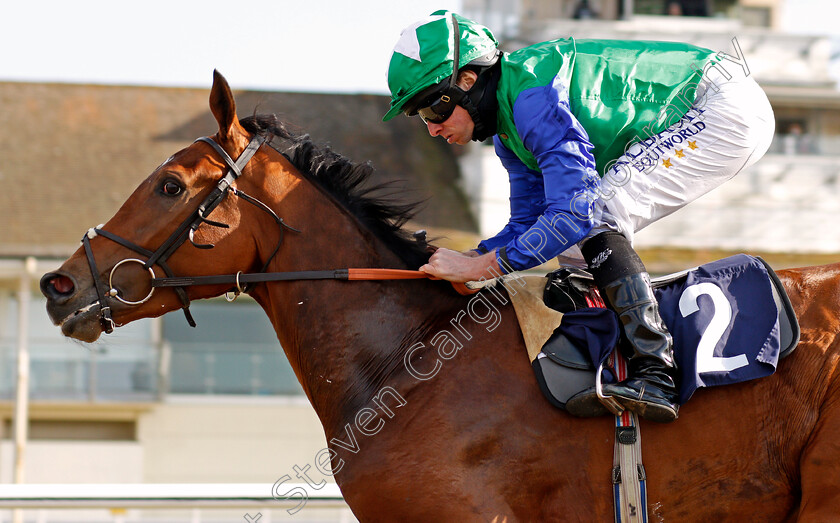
[41,70,429,347]
[40,71,293,342]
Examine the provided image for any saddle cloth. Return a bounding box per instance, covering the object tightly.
[502,254,800,409]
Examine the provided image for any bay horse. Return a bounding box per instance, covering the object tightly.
[40,71,840,521]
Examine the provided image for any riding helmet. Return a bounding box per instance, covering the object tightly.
[383,10,500,129]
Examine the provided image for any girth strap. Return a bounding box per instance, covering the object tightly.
[611,353,648,523]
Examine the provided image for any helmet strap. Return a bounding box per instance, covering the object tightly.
[448,14,460,91]
[464,59,502,142]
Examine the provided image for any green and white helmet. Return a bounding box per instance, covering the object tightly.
[383,10,499,121]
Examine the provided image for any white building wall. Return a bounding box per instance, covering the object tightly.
[633,154,840,253]
[456,12,840,257]
[0,441,143,483]
[461,145,840,255]
[460,144,511,238]
[0,400,329,485]
[137,399,329,484]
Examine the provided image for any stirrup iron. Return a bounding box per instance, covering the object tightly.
[596,361,625,416]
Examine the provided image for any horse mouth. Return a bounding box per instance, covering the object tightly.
[55,301,104,343]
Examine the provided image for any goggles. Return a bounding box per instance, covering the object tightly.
[417,90,461,124]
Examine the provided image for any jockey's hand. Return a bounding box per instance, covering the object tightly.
[419,248,502,282]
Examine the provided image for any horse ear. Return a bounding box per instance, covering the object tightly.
[209,70,248,147]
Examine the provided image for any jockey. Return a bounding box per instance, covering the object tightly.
[383,11,774,423]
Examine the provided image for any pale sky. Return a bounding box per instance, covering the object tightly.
[0,0,460,94]
[779,0,840,37]
[2,0,837,94]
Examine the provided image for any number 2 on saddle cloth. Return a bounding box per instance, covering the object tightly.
[536,254,800,410]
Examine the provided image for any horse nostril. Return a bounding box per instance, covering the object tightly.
[40,273,75,298]
[52,276,74,294]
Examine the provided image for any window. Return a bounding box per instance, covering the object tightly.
[740,6,771,27]
[774,119,816,155]
[632,0,737,17]
[2,419,136,440]
[164,300,303,396]
[0,296,158,401]
[0,295,303,401]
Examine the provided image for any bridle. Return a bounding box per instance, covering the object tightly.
[81,134,476,334]
[81,134,295,333]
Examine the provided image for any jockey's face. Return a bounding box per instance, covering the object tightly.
[424,104,475,145]
[421,70,478,145]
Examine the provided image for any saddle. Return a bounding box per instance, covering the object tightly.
[509,254,800,411]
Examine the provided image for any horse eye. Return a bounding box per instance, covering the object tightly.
[161,180,183,196]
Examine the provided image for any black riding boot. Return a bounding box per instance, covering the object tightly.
[600,272,680,422]
[566,231,679,423]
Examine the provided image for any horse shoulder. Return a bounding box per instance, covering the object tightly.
[772,263,840,517]
[795,338,840,518]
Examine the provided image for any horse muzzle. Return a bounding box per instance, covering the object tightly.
[40,270,108,342]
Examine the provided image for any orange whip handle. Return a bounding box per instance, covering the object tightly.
[346,268,479,295]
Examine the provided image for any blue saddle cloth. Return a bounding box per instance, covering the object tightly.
[555,254,797,404]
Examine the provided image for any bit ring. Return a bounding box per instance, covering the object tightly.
[108,258,156,305]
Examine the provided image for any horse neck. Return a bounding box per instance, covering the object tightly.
[245,171,456,436]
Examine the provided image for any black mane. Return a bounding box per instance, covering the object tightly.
[240,115,431,269]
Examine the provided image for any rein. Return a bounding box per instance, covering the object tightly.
[151,268,476,297]
[81,134,475,334]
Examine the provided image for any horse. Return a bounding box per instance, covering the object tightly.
[40,71,840,522]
